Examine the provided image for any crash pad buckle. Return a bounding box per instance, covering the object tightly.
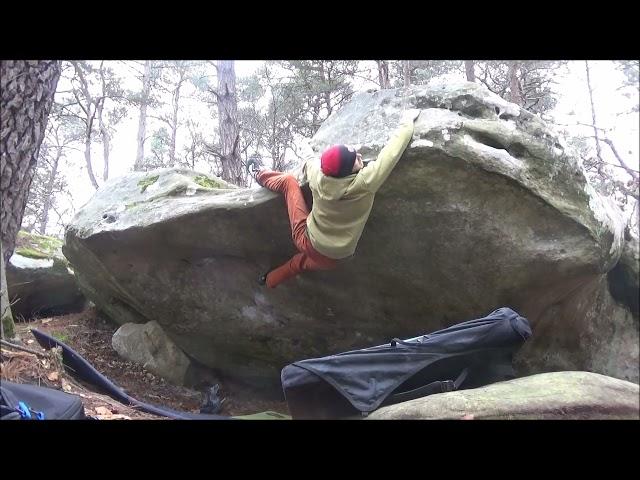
[16,401,45,420]
[441,380,455,392]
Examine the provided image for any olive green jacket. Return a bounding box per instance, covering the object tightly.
[304,122,415,259]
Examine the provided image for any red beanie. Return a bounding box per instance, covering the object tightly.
[321,145,357,178]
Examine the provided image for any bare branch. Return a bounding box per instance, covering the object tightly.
[208,87,222,103]
[581,151,639,174]
[148,114,174,128]
[585,61,605,168]
[72,90,89,118]
[203,141,223,159]
[601,137,639,180]
[575,122,609,132]
[1,339,48,358]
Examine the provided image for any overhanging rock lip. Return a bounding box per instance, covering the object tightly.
[9,253,55,270]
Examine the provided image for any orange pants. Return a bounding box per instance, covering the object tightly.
[257,170,337,288]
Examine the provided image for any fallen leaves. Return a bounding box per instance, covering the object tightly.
[7,312,164,420]
[61,378,72,392]
[99,414,132,420]
[92,406,131,420]
[1,349,43,383]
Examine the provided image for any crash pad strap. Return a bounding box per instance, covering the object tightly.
[387,368,469,405]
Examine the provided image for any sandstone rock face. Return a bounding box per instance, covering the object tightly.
[63,81,636,388]
[368,371,640,420]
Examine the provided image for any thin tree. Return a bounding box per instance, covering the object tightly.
[134,60,154,171]
[208,60,242,185]
[507,61,524,106]
[63,61,126,188]
[585,60,604,171]
[149,61,196,168]
[465,60,475,82]
[32,121,70,234]
[475,61,564,114]
[403,60,411,87]
[376,60,391,89]
[69,61,100,189]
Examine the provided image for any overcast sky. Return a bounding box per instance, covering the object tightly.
[42,60,639,237]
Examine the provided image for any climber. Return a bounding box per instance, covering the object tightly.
[247,108,421,288]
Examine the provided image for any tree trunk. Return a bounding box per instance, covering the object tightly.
[507,61,524,105]
[585,60,604,168]
[311,102,320,134]
[216,61,241,185]
[97,63,110,181]
[134,60,152,171]
[84,132,99,189]
[169,82,182,167]
[39,144,62,235]
[465,61,476,82]
[1,237,14,338]
[73,63,99,189]
[1,60,61,263]
[97,99,110,181]
[376,60,391,89]
[1,60,60,338]
[403,60,411,87]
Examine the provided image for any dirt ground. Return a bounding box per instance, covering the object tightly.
[2,307,290,420]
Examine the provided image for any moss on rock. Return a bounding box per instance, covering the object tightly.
[15,247,51,260]
[138,175,160,193]
[194,175,225,189]
[15,231,68,267]
[16,231,63,257]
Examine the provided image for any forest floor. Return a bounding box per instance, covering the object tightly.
[1,307,290,420]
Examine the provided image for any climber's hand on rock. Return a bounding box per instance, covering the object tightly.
[400,109,421,124]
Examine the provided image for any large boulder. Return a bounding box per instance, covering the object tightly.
[63,81,636,389]
[368,371,639,420]
[7,231,85,320]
